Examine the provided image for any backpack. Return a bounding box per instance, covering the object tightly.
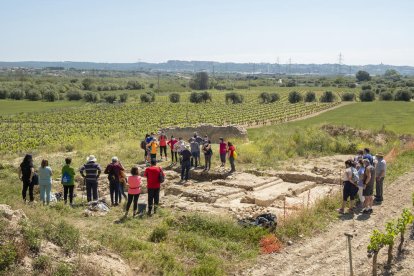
[158,168,165,184]
[233,151,238,159]
[31,173,39,186]
[350,167,359,184]
[140,140,147,150]
[61,171,72,185]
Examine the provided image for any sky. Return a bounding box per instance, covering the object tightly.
[0,0,413,65]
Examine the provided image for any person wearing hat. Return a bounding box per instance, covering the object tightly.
[374,152,386,202]
[181,144,192,181]
[362,158,375,213]
[104,156,125,206]
[80,155,102,202]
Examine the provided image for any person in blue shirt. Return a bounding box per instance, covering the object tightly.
[363,148,373,165]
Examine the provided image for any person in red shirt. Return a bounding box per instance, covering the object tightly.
[219,137,227,167]
[159,132,168,161]
[144,159,165,216]
[104,156,125,206]
[167,135,178,165]
[227,142,236,173]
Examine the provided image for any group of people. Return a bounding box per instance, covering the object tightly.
[18,154,165,218]
[140,132,237,181]
[339,148,387,215]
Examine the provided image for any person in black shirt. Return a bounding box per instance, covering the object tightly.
[18,154,35,202]
[180,145,192,181]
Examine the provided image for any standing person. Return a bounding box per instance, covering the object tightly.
[181,145,192,181]
[125,167,141,217]
[356,159,365,208]
[61,158,76,206]
[167,135,178,165]
[354,150,364,163]
[190,138,200,168]
[145,133,154,163]
[363,148,374,165]
[141,134,150,162]
[119,170,128,204]
[227,142,236,173]
[38,159,53,205]
[147,138,159,162]
[202,140,213,171]
[337,160,359,214]
[159,132,168,161]
[219,138,227,167]
[175,137,186,165]
[362,159,375,213]
[104,156,125,206]
[144,159,165,216]
[18,154,35,203]
[80,155,102,202]
[374,152,386,202]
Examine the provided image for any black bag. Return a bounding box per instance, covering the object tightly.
[158,168,165,184]
[31,173,39,186]
[140,140,147,150]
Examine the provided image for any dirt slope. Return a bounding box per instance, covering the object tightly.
[243,170,414,276]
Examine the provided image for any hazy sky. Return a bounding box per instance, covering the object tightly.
[1,0,413,65]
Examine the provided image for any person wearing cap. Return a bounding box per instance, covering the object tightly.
[219,138,227,167]
[190,137,200,168]
[80,155,102,202]
[362,158,375,213]
[104,156,125,206]
[374,152,386,202]
[181,145,192,181]
[174,137,186,165]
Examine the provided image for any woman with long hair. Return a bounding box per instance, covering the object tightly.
[18,154,35,203]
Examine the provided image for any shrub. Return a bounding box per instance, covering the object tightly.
[0,88,9,99]
[394,89,412,101]
[140,92,155,103]
[380,91,393,101]
[21,220,41,253]
[347,83,357,88]
[0,242,17,270]
[288,91,303,103]
[225,92,244,104]
[189,72,209,90]
[54,262,74,276]
[341,92,355,101]
[66,90,83,101]
[33,255,52,272]
[83,92,100,103]
[286,80,296,87]
[126,80,144,90]
[43,90,58,102]
[304,91,316,102]
[9,89,25,100]
[169,93,180,103]
[45,221,80,253]
[149,226,168,243]
[356,70,371,82]
[259,92,270,103]
[359,90,375,102]
[320,91,336,103]
[361,84,372,90]
[119,93,128,103]
[25,90,41,101]
[104,95,117,104]
[269,93,280,103]
[200,91,212,103]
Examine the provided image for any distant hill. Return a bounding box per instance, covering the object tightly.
[1,60,414,75]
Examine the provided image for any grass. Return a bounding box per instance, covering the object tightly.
[0,100,83,115]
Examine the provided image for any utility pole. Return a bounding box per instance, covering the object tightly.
[337,52,343,75]
[157,72,160,90]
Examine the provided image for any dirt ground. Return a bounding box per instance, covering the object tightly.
[242,170,414,276]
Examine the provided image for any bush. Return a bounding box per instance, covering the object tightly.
[347,83,357,88]
[140,92,155,103]
[359,90,376,102]
[320,91,336,103]
[119,93,128,103]
[21,220,41,253]
[361,84,372,90]
[66,90,83,101]
[0,88,9,99]
[104,95,117,104]
[9,89,25,100]
[45,221,80,253]
[259,92,270,103]
[380,91,393,101]
[43,90,58,102]
[356,70,371,82]
[225,92,244,104]
[341,92,355,101]
[286,80,296,87]
[394,90,412,101]
[83,92,100,103]
[54,262,74,276]
[189,72,209,90]
[189,91,211,103]
[126,80,144,90]
[269,93,280,103]
[288,91,303,103]
[0,242,17,270]
[33,255,52,272]
[149,226,168,243]
[25,90,41,101]
[169,93,180,103]
[304,91,316,102]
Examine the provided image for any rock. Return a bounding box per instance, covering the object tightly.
[287,240,293,246]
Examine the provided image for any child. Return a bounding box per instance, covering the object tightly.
[125,166,141,217]
[61,157,76,206]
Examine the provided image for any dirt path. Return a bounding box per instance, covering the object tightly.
[243,169,414,276]
[244,102,354,129]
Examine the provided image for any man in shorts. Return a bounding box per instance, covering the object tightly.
[362,159,375,213]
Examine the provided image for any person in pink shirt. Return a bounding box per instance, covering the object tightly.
[167,135,178,164]
[159,131,168,160]
[125,166,141,217]
[219,137,227,167]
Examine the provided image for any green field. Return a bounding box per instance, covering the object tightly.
[0,100,83,115]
